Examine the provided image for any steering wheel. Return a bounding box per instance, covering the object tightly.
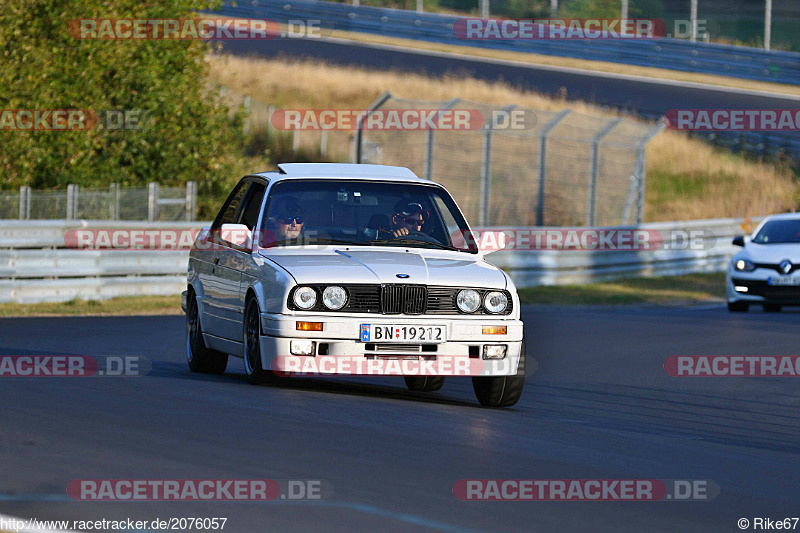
[395,230,441,245]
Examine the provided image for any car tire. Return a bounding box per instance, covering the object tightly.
[404,375,445,392]
[186,292,228,374]
[763,303,782,312]
[727,301,749,312]
[243,296,273,384]
[472,338,526,408]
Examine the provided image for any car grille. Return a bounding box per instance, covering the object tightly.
[381,284,426,314]
[288,285,512,314]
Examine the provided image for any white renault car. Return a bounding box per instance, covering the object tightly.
[181,163,526,407]
[727,213,800,312]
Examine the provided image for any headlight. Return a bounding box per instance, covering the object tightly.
[322,286,347,310]
[734,259,756,272]
[293,287,317,309]
[457,289,481,313]
[483,291,508,314]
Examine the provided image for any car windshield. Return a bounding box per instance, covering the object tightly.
[752,219,800,245]
[257,179,478,253]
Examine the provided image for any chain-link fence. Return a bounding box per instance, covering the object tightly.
[0,182,197,221]
[356,93,664,227]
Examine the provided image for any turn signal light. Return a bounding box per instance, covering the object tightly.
[482,326,507,335]
[296,321,323,331]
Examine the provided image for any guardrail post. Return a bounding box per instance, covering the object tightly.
[111,183,120,220]
[587,118,622,226]
[633,122,666,224]
[185,181,197,222]
[18,186,31,220]
[536,110,570,226]
[356,91,392,164]
[66,184,78,220]
[765,0,772,50]
[148,182,159,222]
[481,0,490,18]
[416,0,423,13]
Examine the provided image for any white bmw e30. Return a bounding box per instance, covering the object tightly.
[181,163,526,407]
[727,213,800,312]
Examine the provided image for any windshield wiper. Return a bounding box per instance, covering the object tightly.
[371,238,465,252]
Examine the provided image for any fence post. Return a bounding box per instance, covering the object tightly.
[18,186,31,220]
[356,91,392,163]
[416,0,423,12]
[148,182,159,222]
[424,129,434,181]
[633,122,666,224]
[320,130,328,158]
[292,130,300,153]
[111,183,120,220]
[66,184,79,220]
[479,128,492,227]
[587,118,622,226]
[268,105,275,137]
[185,181,197,221]
[243,95,251,136]
[536,110,571,226]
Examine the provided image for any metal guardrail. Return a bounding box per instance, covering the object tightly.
[489,217,759,286]
[215,0,800,85]
[0,218,755,303]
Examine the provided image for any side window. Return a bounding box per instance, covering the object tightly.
[212,181,248,231]
[236,182,267,231]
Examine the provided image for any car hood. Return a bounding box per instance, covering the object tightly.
[259,247,507,288]
[742,243,800,262]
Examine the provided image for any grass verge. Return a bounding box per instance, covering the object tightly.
[0,295,183,317]
[517,273,726,305]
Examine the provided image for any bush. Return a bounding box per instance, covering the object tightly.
[0,0,242,207]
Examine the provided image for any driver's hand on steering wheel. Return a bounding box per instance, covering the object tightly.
[392,227,410,238]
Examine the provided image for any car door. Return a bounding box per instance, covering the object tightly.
[200,180,248,339]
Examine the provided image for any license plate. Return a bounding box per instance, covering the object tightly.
[768,276,800,286]
[361,324,446,343]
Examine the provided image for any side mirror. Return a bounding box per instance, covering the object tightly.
[732,236,745,247]
[221,223,253,249]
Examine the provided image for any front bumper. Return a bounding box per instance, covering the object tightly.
[258,313,524,376]
[728,272,800,304]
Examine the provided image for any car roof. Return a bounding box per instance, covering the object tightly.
[251,163,430,183]
[763,212,800,221]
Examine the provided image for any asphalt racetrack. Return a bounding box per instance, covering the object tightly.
[218,36,800,117]
[0,305,798,532]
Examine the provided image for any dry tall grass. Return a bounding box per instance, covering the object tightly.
[207,54,798,222]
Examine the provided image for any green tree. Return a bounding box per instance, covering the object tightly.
[0,0,240,210]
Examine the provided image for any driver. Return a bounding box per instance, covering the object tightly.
[264,196,304,244]
[390,200,429,238]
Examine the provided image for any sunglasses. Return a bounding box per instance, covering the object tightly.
[397,215,425,226]
[278,216,304,224]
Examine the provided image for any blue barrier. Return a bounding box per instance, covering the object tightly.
[214,0,800,86]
